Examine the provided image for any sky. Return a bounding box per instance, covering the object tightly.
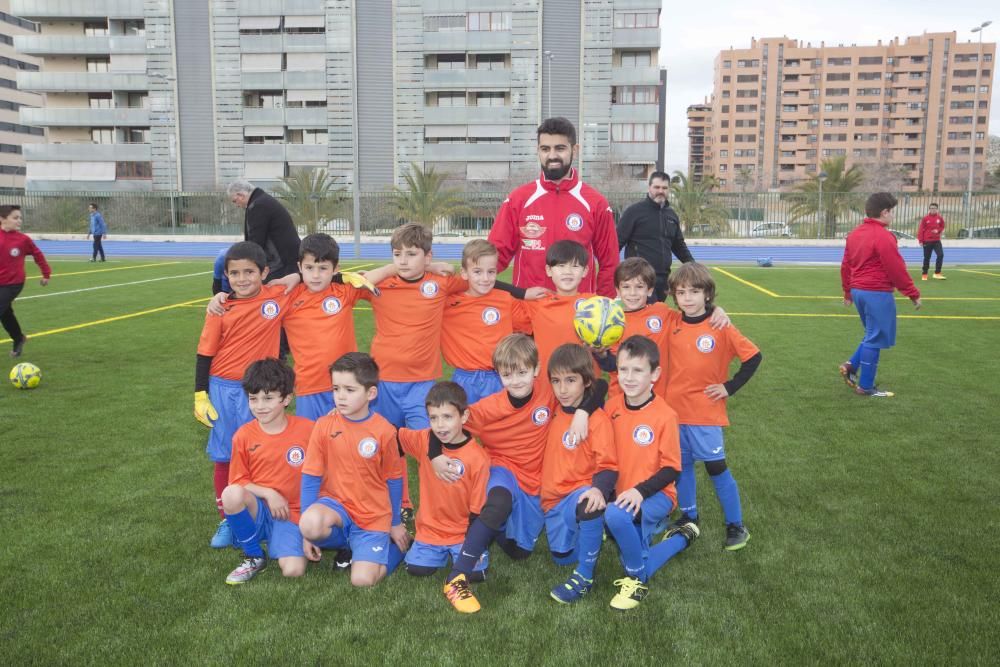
[659,0,999,173]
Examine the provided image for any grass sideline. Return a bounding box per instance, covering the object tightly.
[3,258,999,665]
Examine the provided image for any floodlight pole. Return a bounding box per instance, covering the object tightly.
[966,21,992,228]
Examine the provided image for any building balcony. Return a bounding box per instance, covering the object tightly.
[610,103,659,123]
[243,143,331,162]
[612,28,661,49]
[13,35,147,56]
[239,34,327,53]
[241,107,328,127]
[423,143,512,161]
[286,144,329,161]
[423,68,512,89]
[243,144,287,161]
[238,0,328,13]
[423,106,511,125]
[10,0,144,19]
[23,142,151,161]
[17,71,149,92]
[240,70,327,90]
[422,31,513,53]
[611,67,660,86]
[611,142,658,163]
[26,179,154,192]
[20,107,150,127]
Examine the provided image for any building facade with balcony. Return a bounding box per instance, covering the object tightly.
[687,101,711,182]
[694,33,996,192]
[14,0,665,192]
[0,0,44,188]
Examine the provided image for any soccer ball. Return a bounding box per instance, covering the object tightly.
[573,296,626,348]
[10,362,41,390]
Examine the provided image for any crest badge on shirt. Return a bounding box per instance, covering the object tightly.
[531,406,551,426]
[646,316,663,333]
[561,431,579,451]
[696,334,716,353]
[450,458,466,479]
[9,247,20,257]
[632,425,655,447]
[286,446,306,466]
[519,221,546,239]
[322,297,342,315]
[358,437,379,459]
[420,280,439,298]
[260,300,281,320]
[481,307,501,326]
[565,213,584,232]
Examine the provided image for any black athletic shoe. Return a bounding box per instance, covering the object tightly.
[400,507,415,525]
[724,524,750,551]
[10,336,26,358]
[333,548,352,570]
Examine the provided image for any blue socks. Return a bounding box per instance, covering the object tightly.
[225,508,263,557]
[859,345,881,390]
[676,449,699,520]
[449,519,496,579]
[386,542,404,575]
[710,469,743,526]
[575,517,604,580]
[848,343,864,372]
[604,504,647,583]
[646,534,689,578]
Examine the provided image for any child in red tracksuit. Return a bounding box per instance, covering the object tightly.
[0,205,50,358]
[918,203,946,281]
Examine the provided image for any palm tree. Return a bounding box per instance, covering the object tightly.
[786,156,865,238]
[393,163,471,228]
[669,171,731,234]
[273,169,347,235]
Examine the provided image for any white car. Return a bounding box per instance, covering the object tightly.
[749,222,793,238]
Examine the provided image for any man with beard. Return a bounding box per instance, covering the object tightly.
[616,171,694,303]
[488,117,619,298]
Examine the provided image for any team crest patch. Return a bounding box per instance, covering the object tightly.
[450,458,466,478]
[420,280,439,298]
[519,221,546,239]
[531,406,551,426]
[322,297,342,315]
[260,300,281,319]
[286,446,305,466]
[646,316,663,332]
[9,247,20,257]
[481,307,501,326]
[561,431,578,451]
[696,334,716,353]
[565,213,584,231]
[632,425,655,447]
[358,437,379,459]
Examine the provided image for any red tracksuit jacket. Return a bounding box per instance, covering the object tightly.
[917,214,945,244]
[1,229,51,286]
[488,169,619,297]
[840,218,920,300]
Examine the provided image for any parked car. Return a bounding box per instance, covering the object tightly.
[888,229,916,241]
[749,222,793,238]
[957,226,1000,239]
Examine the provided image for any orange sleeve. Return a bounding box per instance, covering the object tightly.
[447,275,469,294]
[728,325,761,363]
[302,421,328,478]
[228,428,252,486]
[398,428,423,459]
[469,456,489,514]
[380,425,403,480]
[467,395,515,435]
[657,409,682,472]
[512,300,533,334]
[196,312,224,357]
[591,416,618,473]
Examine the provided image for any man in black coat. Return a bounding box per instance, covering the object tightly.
[226,179,300,280]
[616,171,694,302]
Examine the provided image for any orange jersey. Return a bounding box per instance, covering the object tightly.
[608,304,679,401]
[665,319,759,426]
[524,292,600,376]
[370,274,466,382]
[398,429,490,546]
[540,407,616,511]
[228,416,315,523]
[604,393,681,505]
[197,284,290,380]
[441,290,532,371]
[302,411,402,532]
[283,283,364,395]
[466,377,557,496]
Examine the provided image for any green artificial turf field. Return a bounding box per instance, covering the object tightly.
[3,258,998,665]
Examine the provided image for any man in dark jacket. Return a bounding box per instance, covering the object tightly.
[616,171,694,302]
[227,179,300,280]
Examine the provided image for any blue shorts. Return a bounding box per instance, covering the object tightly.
[314,497,391,566]
[295,391,333,421]
[206,376,254,463]
[451,368,503,405]
[544,486,591,554]
[604,491,674,551]
[488,466,545,552]
[248,498,305,559]
[404,540,489,572]
[373,380,435,429]
[680,425,726,462]
[851,289,897,349]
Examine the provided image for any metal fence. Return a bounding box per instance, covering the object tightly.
[2,188,999,240]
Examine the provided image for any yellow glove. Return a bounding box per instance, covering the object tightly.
[194,391,218,428]
[340,271,380,296]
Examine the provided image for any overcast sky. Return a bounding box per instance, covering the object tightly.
[659,1,998,173]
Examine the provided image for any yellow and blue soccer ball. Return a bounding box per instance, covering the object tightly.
[573,296,626,348]
[9,362,41,390]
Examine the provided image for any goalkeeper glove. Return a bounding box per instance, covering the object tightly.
[194,390,218,428]
[340,271,380,296]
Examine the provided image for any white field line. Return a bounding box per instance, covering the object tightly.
[19,271,212,300]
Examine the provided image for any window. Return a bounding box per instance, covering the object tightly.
[283,16,325,34]
[475,54,505,70]
[89,93,113,109]
[722,60,731,69]
[857,88,881,96]
[467,12,511,31]
[239,16,281,34]
[858,56,883,65]
[736,89,758,98]
[288,129,327,145]
[953,69,977,78]
[121,20,145,36]
[722,75,731,83]
[856,103,879,112]
[858,72,881,81]
[825,88,850,96]
[612,86,659,105]
[782,105,797,112]
[736,59,760,67]
[821,133,847,141]
[827,57,852,66]
[126,92,148,109]
[243,91,284,108]
[612,123,657,142]
[620,51,652,68]
[737,74,759,83]
[614,11,660,28]
[285,90,326,108]
[476,92,506,107]
[826,73,851,81]
[721,120,729,128]
[436,92,466,107]
[87,58,110,73]
[824,103,849,112]
[735,104,758,113]
[423,15,465,32]
[244,127,285,144]
[719,150,729,158]
[121,128,149,144]
[91,128,114,144]
[84,21,108,36]
[116,162,153,179]
[735,119,757,128]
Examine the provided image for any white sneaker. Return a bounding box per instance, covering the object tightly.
[226,556,267,585]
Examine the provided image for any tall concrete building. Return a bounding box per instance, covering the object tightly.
[695,33,995,192]
[0,0,43,188]
[686,101,710,182]
[12,0,665,192]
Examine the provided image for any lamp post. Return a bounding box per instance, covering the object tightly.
[543,50,555,119]
[967,20,992,226]
[817,170,828,239]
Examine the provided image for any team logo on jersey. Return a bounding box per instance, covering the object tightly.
[565,213,584,232]
[358,437,379,459]
[632,425,655,447]
[450,458,466,478]
[521,238,543,251]
[646,316,663,333]
[519,221,546,239]
[286,446,305,466]
[9,247,20,257]
[561,430,579,451]
[531,406,551,426]
[420,280,439,298]
[481,307,501,326]
[260,300,281,319]
[696,334,716,353]
[322,297,342,315]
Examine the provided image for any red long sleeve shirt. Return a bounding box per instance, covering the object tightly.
[917,214,945,244]
[488,169,620,297]
[841,218,920,300]
[1,229,51,285]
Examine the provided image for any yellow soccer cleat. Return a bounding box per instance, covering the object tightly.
[609,576,648,611]
[443,573,481,614]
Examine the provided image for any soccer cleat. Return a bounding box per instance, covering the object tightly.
[10,336,25,358]
[663,519,701,545]
[210,519,234,549]
[400,507,415,525]
[933,273,946,280]
[724,524,751,551]
[225,556,267,585]
[838,362,858,389]
[610,577,648,611]
[855,386,895,398]
[550,571,594,604]
[333,548,353,570]
[443,574,481,613]
[921,274,928,281]
[666,513,700,534]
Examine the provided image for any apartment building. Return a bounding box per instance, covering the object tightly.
[698,33,995,192]
[12,0,665,193]
[0,0,43,188]
[687,101,711,182]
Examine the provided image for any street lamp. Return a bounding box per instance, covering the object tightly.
[817,170,828,239]
[967,21,992,205]
[543,50,555,119]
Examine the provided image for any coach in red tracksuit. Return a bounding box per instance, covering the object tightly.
[1,204,50,358]
[488,117,619,298]
[917,203,946,280]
